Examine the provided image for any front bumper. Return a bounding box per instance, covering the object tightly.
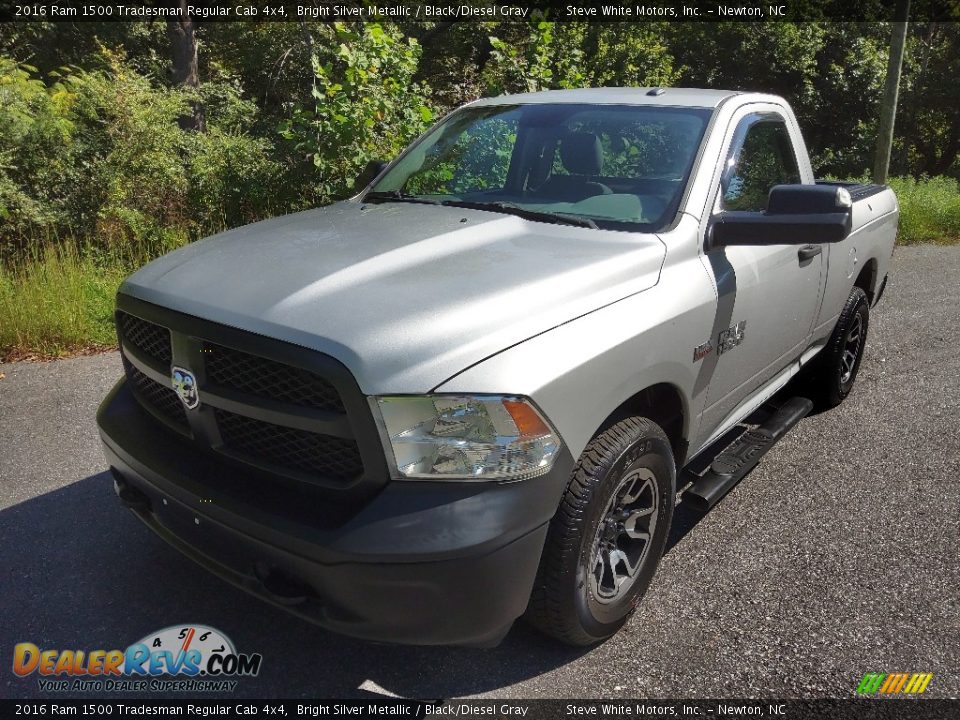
[98,379,572,646]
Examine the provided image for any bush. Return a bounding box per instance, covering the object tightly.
[279,23,434,204]
[186,128,282,232]
[0,51,281,255]
[483,22,586,95]
[0,52,284,359]
[887,175,960,245]
[0,58,78,238]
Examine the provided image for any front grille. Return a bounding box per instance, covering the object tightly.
[215,409,363,481]
[116,305,374,494]
[118,312,172,366]
[123,356,189,431]
[205,342,345,412]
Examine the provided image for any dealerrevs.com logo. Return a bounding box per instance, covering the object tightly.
[13,624,262,692]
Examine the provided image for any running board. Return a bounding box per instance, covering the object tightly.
[682,396,814,512]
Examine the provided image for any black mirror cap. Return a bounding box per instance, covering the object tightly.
[710,183,853,249]
[710,209,852,248]
[355,159,388,191]
[767,183,853,215]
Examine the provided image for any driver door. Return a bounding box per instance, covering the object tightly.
[698,111,824,443]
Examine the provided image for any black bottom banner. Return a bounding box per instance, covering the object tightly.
[3,699,959,720]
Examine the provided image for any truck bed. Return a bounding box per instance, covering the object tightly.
[816,179,888,202]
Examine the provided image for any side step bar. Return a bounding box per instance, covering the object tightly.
[683,396,814,512]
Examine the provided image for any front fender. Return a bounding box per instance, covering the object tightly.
[434,262,715,463]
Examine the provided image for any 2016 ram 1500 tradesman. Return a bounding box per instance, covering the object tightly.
[98,88,898,647]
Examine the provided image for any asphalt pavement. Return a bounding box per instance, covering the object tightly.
[1,245,958,700]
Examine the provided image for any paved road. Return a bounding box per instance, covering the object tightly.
[2,246,958,700]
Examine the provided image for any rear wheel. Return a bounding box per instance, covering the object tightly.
[526,417,675,646]
[803,286,870,409]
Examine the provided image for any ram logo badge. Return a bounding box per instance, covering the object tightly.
[171,367,199,409]
[718,321,746,354]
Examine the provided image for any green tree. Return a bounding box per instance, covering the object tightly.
[280,23,434,203]
[896,22,960,176]
[483,21,585,95]
[578,23,680,88]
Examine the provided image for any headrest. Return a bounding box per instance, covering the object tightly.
[559,132,603,176]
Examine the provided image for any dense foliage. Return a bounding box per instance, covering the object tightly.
[279,23,434,202]
[2,20,960,249]
[0,20,958,358]
[0,49,280,253]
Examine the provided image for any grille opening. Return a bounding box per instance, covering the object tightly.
[122,356,189,431]
[204,343,346,413]
[215,408,363,483]
[118,312,172,366]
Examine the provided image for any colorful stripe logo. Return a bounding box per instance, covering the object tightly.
[856,672,933,695]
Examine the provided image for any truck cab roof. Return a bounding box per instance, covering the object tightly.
[469,87,759,109]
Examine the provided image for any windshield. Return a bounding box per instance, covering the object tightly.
[368,103,713,231]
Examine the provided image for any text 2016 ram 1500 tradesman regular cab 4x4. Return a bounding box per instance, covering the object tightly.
[99,88,898,647]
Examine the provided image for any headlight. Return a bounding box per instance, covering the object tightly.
[375,395,561,480]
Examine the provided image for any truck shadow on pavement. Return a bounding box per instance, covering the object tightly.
[2,471,602,700]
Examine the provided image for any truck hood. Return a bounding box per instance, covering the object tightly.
[121,201,666,393]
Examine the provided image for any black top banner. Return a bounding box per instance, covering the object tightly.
[1,0,959,23]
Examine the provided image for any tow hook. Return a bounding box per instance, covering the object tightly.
[111,468,151,513]
[253,562,313,606]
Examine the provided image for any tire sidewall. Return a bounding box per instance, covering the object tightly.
[573,432,675,638]
[831,290,870,403]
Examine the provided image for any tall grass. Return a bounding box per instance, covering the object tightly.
[0,237,183,361]
[887,175,960,245]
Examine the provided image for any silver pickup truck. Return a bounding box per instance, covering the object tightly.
[98,87,898,647]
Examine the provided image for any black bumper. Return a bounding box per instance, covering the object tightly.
[98,379,572,647]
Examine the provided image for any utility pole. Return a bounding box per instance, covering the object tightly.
[873,0,910,184]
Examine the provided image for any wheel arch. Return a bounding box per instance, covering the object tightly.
[854,257,879,303]
[595,383,689,466]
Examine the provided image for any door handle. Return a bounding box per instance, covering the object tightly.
[798,244,822,262]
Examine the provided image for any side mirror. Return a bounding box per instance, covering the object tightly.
[709,184,853,249]
[355,159,388,191]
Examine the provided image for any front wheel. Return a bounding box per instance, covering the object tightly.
[525,417,675,646]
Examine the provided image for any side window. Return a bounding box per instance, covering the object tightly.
[722,120,800,212]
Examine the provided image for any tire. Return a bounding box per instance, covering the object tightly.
[803,286,870,409]
[525,417,676,646]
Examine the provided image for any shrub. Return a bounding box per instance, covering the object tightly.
[279,23,434,204]
[0,52,281,255]
[483,22,586,95]
[0,58,78,238]
[887,175,960,245]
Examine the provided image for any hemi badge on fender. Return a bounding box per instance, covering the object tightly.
[693,340,714,362]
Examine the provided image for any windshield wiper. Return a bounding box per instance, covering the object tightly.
[363,190,441,206]
[439,200,599,229]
